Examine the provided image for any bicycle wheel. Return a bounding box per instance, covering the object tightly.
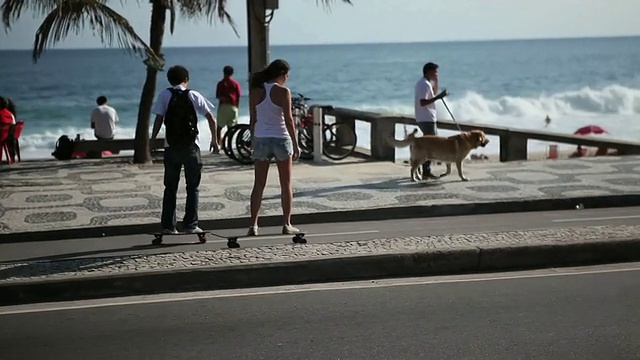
[221,127,233,159]
[233,125,254,165]
[222,124,242,162]
[322,123,357,161]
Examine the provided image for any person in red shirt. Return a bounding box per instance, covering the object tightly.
[0,97,16,126]
[0,97,17,153]
[214,65,241,152]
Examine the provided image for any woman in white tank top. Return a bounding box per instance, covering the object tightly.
[247,59,301,236]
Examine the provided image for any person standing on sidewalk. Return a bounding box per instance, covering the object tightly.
[151,65,218,234]
[414,62,448,179]
[247,59,301,236]
[214,65,241,153]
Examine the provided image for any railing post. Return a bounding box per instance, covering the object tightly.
[312,106,324,163]
[371,117,396,162]
[500,131,528,161]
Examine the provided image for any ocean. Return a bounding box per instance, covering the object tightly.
[1,36,639,160]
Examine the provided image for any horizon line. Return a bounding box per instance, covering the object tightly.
[0,34,638,51]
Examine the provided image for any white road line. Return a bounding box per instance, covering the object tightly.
[552,214,640,223]
[208,230,379,243]
[1,266,639,316]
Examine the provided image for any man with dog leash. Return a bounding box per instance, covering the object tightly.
[414,62,448,179]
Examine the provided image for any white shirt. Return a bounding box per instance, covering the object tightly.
[255,83,289,139]
[91,105,119,139]
[414,77,437,123]
[152,85,215,147]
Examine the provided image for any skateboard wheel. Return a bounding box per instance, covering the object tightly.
[197,234,207,244]
[227,239,240,249]
[152,236,163,245]
[292,235,307,244]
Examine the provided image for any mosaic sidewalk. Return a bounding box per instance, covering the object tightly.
[1,155,639,234]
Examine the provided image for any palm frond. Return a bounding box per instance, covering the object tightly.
[315,0,353,12]
[32,1,164,69]
[168,0,176,34]
[156,0,177,34]
[1,0,60,30]
[177,0,238,37]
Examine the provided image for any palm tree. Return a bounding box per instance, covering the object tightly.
[2,0,352,163]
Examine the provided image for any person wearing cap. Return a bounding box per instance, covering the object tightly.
[414,62,448,179]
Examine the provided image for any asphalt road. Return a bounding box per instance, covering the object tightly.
[0,263,638,360]
[2,206,639,263]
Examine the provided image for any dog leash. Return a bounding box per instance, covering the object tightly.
[441,98,463,133]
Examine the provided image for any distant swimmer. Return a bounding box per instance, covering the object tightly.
[544,115,551,127]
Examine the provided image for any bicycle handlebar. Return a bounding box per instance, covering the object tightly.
[296,92,312,101]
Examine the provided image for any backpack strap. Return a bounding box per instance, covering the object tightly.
[167,87,191,103]
[167,87,190,94]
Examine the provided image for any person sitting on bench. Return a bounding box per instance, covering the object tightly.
[90,95,119,140]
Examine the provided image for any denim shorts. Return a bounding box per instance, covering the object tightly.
[252,137,293,161]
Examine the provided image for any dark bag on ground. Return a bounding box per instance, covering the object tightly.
[52,135,75,160]
[164,88,199,148]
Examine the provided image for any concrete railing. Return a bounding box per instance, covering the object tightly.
[322,107,640,162]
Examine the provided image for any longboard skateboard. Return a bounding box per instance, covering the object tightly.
[210,232,307,249]
[148,231,211,245]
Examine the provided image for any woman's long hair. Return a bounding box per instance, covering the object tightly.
[250,59,290,89]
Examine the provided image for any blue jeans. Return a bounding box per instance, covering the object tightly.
[252,137,293,161]
[161,144,202,231]
[417,122,438,175]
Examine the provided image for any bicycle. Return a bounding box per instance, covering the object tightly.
[220,123,252,165]
[220,92,357,164]
[293,93,357,161]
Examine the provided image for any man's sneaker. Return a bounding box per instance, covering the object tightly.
[163,229,179,235]
[185,227,204,234]
[247,226,258,236]
[282,225,301,234]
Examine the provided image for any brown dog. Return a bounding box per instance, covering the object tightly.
[388,129,489,182]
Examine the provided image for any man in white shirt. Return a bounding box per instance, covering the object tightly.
[90,96,119,140]
[414,62,448,179]
[151,65,218,235]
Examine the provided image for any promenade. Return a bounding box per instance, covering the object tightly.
[1,154,640,240]
[1,154,640,305]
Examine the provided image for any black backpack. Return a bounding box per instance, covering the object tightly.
[164,88,199,148]
[52,135,75,160]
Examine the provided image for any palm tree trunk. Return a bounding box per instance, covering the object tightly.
[133,1,167,164]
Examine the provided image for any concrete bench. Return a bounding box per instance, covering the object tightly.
[74,138,165,157]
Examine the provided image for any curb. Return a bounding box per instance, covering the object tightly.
[2,194,640,244]
[1,238,640,306]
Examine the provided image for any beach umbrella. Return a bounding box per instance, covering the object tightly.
[574,125,607,135]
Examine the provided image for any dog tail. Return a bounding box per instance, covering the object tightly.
[386,128,418,148]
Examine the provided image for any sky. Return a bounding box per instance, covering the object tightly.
[0,0,639,49]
